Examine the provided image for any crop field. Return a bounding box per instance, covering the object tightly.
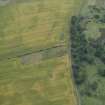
[0,0,85,105]
[0,0,84,59]
[0,0,75,58]
[0,55,77,105]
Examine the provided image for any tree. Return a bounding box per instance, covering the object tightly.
[74,69,87,85]
[82,81,98,96]
[98,67,105,77]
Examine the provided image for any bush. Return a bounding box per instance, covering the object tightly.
[98,67,105,77]
[75,70,87,85]
[83,81,98,96]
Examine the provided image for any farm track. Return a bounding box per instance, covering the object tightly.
[0,42,66,62]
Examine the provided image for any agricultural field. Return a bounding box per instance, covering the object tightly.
[0,55,77,105]
[0,0,85,105]
[0,0,83,60]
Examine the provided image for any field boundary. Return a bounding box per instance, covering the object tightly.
[68,0,88,105]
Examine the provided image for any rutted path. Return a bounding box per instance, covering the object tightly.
[0,42,66,62]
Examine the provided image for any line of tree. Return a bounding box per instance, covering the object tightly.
[70,6,105,85]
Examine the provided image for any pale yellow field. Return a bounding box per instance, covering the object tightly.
[0,0,83,55]
[0,55,77,105]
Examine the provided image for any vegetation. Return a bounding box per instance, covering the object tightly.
[98,67,105,77]
[71,15,92,84]
[70,5,105,105]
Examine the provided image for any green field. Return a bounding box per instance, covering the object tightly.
[0,0,84,105]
